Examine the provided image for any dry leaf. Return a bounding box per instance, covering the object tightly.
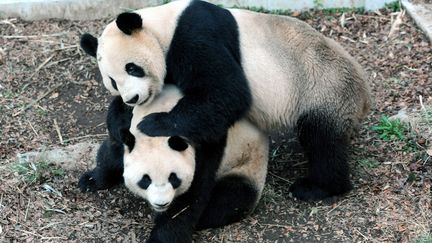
[427,148,432,157]
[388,10,405,39]
[50,92,59,99]
[340,13,346,28]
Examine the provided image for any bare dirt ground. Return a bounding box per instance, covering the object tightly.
[1,6,431,243]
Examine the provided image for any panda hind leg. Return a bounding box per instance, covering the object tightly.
[78,138,124,192]
[195,174,258,230]
[289,108,353,201]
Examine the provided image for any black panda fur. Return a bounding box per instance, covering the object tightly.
[78,96,132,192]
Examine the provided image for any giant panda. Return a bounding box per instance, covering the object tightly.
[80,0,370,221]
[120,85,268,236]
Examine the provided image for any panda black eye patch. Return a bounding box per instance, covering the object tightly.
[125,63,145,77]
[138,174,152,189]
[109,77,118,91]
[168,173,181,189]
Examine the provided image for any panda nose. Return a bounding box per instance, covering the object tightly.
[126,95,139,104]
[155,202,169,207]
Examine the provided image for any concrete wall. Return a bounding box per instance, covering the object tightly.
[0,0,162,20]
[207,0,396,11]
[0,0,397,20]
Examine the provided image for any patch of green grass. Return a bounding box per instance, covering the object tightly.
[1,90,16,99]
[418,106,432,127]
[414,234,432,243]
[237,4,365,17]
[321,7,365,14]
[35,107,48,116]
[372,116,407,141]
[358,159,380,169]
[10,160,65,184]
[385,1,401,12]
[236,6,292,16]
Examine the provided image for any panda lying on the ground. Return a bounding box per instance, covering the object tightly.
[122,85,268,233]
[80,85,268,241]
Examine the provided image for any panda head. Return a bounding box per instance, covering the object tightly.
[80,12,165,106]
[121,129,195,212]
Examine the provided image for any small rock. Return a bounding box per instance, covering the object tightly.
[427,147,432,157]
[389,108,411,124]
[417,138,426,145]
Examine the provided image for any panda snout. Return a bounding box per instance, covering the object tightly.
[126,94,139,104]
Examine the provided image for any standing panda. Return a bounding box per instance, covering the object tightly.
[120,85,268,239]
[79,0,370,240]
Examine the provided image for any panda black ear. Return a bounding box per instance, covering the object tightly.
[80,33,98,57]
[116,12,143,35]
[120,128,135,152]
[168,136,189,152]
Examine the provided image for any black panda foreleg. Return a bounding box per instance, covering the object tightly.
[290,108,352,201]
[195,174,258,230]
[78,96,132,192]
[78,138,125,192]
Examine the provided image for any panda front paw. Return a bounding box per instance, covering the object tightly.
[289,177,331,201]
[146,219,193,243]
[138,112,176,137]
[78,170,102,192]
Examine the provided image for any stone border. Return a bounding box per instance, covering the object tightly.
[0,0,163,20]
[401,0,432,42]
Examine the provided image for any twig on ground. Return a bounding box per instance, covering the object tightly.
[260,223,291,228]
[53,119,63,145]
[326,199,347,215]
[27,120,39,137]
[13,83,63,117]
[45,45,79,53]
[355,228,370,241]
[419,95,426,111]
[62,134,107,143]
[341,36,356,43]
[268,171,292,184]
[16,229,43,237]
[171,205,190,219]
[292,161,308,167]
[24,198,31,221]
[45,57,72,68]
[27,53,56,79]
[2,32,67,39]
[0,19,17,29]
[39,222,61,231]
